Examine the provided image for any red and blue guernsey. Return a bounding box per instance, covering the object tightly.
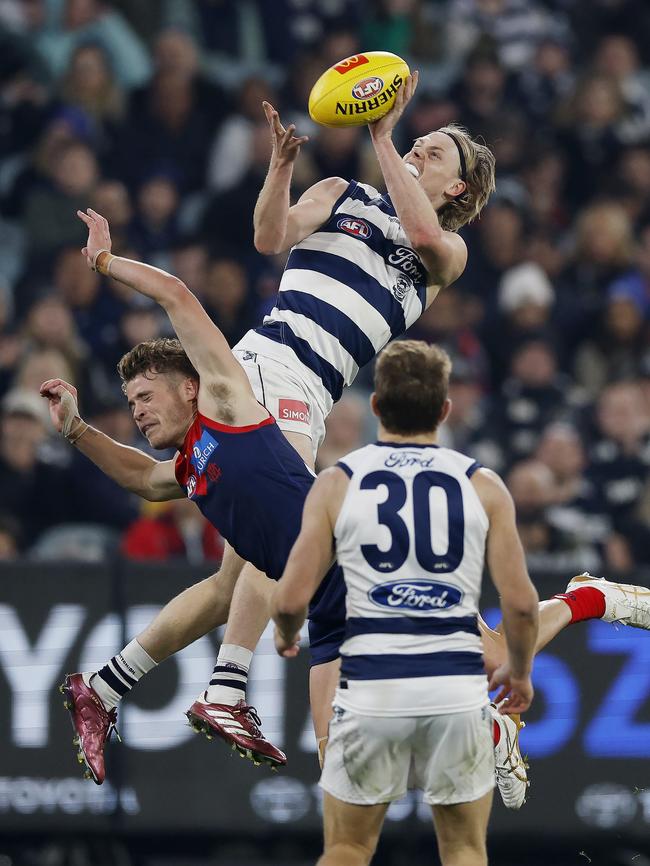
[175,409,346,664]
[175,410,315,581]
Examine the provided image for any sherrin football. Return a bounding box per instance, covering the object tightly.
[308,51,410,128]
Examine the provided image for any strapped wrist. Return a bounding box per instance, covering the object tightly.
[65,417,89,445]
[91,249,115,276]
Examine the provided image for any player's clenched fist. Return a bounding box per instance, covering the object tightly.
[40,378,87,443]
[263,100,309,167]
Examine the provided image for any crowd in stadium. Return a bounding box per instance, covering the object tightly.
[1,0,650,577]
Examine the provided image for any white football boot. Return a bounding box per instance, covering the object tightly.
[488,702,529,810]
[565,573,650,630]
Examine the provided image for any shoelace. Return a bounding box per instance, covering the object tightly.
[235,704,262,736]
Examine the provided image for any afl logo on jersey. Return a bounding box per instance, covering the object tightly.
[186,475,197,497]
[352,77,384,100]
[337,217,372,239]
[369,579,462,613]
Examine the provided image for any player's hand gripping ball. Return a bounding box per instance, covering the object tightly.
[308,51,410,128]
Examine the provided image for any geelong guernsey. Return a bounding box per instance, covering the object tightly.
[235,180,428,414]
[333,441,489,717]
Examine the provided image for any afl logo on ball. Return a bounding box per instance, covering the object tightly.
[337,217,372,239]
[352,77,384,100]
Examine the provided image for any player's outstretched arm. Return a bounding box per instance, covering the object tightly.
[271,467,348,657]
[368,72,467,293]
[40,378,184,501]
[253,101,347,255]
[472,468,539,714]
[77,209,250,393]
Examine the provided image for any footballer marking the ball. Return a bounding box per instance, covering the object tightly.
[308,51,411,128]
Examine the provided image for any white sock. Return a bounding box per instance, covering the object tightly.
[205,644,252,705]
[91,639,157,711]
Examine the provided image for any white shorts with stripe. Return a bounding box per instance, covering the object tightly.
[233,348,327,460]
[320,703,495,807]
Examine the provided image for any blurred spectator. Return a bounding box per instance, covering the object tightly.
[506,458,600,574]
[0,513,21,558]
[200,258,258,347]
[57,41,124,138]
[200,120,272,259]
[593,34,650,145]
[316,391,368,472]
[20,138,99,261]
[0,387,72,549]
[516,36,575,126]
[439,361,486,453]
[33,0,151,89]
[476,338,578,471]
[446,0,568,72]
[574,289,649,398]
[557,73,628,208]
[128,173,181,260]
[122,498,224,563]
[207,75,277,193]
[115,28,225,195]
[558,201,634,346]
[485,261,557,384]
[90,179,133,254]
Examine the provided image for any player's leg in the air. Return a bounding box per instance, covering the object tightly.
[480,572,650,810]
[61,543,245,784]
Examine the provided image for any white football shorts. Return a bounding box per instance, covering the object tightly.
[320,704,495,807]
[233,348,327,459]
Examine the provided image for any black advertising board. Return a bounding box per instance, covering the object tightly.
[1,563,649,838]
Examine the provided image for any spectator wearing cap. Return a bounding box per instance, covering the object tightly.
[483,261,557,386]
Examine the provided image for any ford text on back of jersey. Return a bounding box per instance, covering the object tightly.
[332,441,489,717]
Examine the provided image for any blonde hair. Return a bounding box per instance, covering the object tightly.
[436,123,496,232]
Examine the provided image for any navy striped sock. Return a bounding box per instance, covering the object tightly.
[91,639,157,711]
[205,644,252,705]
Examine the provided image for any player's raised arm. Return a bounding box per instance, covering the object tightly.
[253,101,347,255]
[40,378,184,501]
[77,209,249,391]
[271,466,348,656]
[368,73,467,290]
[472,467,539,714]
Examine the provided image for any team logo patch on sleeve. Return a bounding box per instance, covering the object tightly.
[278,399,311,425]
[190,430,219,476]
[368,579,462,613]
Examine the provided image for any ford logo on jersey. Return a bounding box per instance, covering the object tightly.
[368,579,462,613]
[190,430,219,476]
[337,217,372,239]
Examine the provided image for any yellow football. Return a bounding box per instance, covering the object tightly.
[308,51,410,128]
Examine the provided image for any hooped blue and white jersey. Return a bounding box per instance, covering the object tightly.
[333,441,489,717]
[235,180,429,415]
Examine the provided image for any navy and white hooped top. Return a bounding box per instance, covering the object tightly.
[332,441,488,717]
[235,180,429,413]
